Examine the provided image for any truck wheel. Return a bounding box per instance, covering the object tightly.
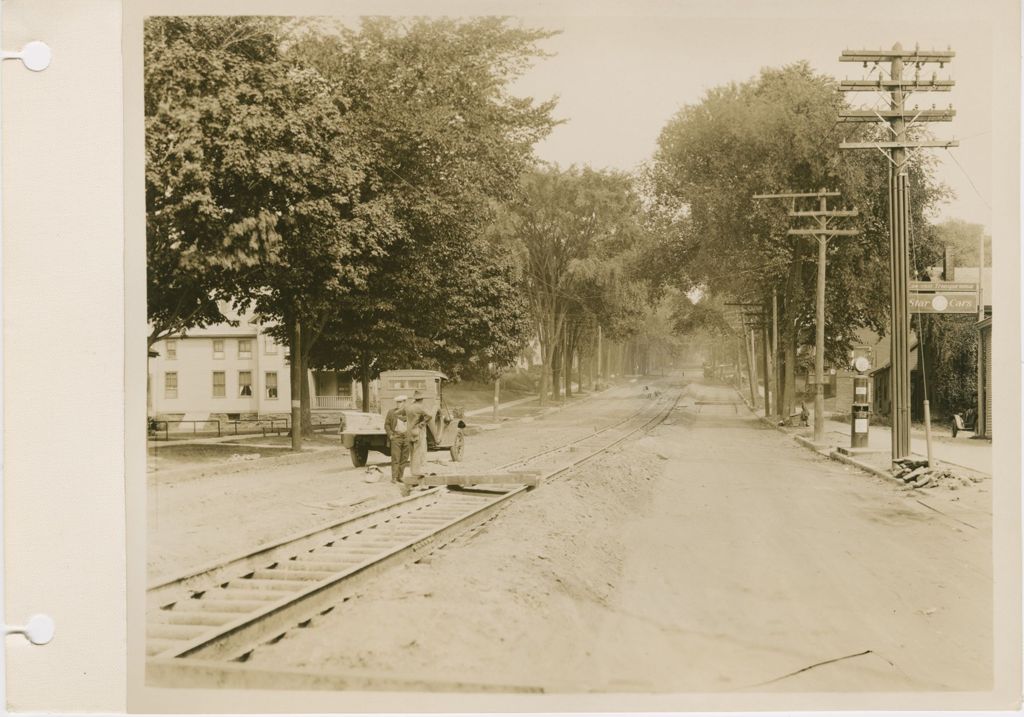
[951,423,958,438]
[350,444,368,467]
[449,431,465,462]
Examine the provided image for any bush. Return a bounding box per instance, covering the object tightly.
[500,367,540,394]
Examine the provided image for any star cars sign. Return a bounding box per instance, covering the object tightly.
[908,281,979,314]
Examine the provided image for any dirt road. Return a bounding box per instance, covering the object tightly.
[243,379,992,692]
[147,380,660,577]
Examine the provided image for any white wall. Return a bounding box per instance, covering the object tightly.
[149,332,292,415]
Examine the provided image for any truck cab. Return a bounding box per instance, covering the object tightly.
[340,369,466,467]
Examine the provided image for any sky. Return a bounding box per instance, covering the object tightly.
[506,7,997,234]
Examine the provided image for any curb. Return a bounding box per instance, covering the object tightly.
[829,449,904,485]
[731,386,990,486]
[793,434,831,456]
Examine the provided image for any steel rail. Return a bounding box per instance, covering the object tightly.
[147,386,683,671]
[148,385,676,604]
[495,387,680,471]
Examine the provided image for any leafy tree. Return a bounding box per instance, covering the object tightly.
[145,16,291,348]
[648,62,947,416]
[919,218,991,270]
[146,16,395,449]
[495,166,649,404]
[285,17,557,412]
[306,224,532,408]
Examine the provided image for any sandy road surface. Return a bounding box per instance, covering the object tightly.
[243,380,992,692]
[147,380,664,578]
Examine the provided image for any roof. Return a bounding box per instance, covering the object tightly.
[379,369,449,380]
[868,340,920,376]
[150,304,269,340]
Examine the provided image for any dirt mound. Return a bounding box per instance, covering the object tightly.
[247,441,666,688]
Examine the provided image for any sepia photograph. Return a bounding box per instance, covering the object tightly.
[129,1,1020,710]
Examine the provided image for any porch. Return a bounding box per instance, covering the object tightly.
[312,370,357,411]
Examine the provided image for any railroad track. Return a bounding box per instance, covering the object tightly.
[146,387,683,678]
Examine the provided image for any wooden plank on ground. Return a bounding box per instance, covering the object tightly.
[417,472,540,487]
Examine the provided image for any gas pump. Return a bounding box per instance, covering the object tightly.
[851,356,871,448]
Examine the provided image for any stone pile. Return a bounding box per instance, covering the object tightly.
[891,457,982,490]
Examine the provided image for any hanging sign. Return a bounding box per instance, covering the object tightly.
[908,281,979,314]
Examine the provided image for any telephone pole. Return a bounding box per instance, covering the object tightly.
[753,190,859,444]
[726,303,766,410]
[838,43,957,464]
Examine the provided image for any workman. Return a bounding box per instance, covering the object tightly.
[404,390,431,490]
[385,394,409,485]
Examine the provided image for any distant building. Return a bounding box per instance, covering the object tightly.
[147,310,362,425]
[868,334,920,420]
[865,265,991,428]
[977,314,992,438]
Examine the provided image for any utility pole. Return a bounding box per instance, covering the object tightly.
[753,190,859,442]
[760,304,772,416]
[789,193,859,444]
[838,43,957,464]
[772,289,780,416]
[726,303,767,410]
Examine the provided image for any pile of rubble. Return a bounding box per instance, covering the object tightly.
[891,457,982,490]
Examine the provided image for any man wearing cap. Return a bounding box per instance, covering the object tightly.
[385,395,409,485]
[404,390,431,485]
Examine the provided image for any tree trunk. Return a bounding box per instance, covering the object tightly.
[538,336,549,407]
[492,375,500,422]
[300,350,313,437]
[577,345,584,392]
[290,320,302,451]
[551,340,562,402]
[589,341,596,390]
[360,355,371,413]
[743,328,758,408]
[563,334,572,399]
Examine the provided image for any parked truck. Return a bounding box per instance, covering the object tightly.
[339,369,466,468]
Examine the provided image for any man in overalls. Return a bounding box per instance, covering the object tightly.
[385,394,408,484]
[404,390,431,492]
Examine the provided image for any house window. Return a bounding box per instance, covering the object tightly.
[239,371,253,397]
[212,371,226,398]
[166,340,177,360]
[265,337,277,355]
[164,372,178,399]
[213,339,225,360]
[266,372,278,399]
[238,339,252,359]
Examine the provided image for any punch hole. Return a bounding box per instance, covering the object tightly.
[5,614,55,645]
[2,41,52,71]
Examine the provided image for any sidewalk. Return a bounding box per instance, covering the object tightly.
[464,395,537,417]
[819,415,992,476]
[744,385,992,476]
